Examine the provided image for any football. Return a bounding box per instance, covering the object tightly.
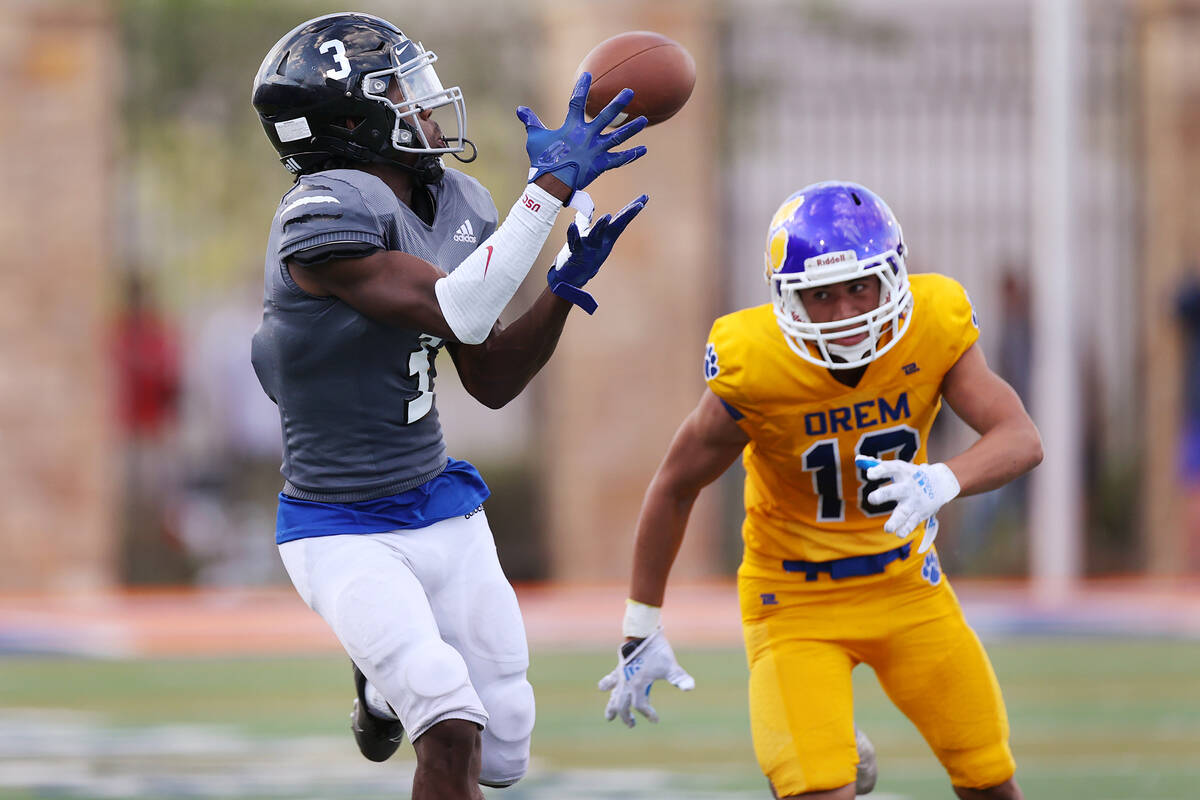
[577,31,696,126]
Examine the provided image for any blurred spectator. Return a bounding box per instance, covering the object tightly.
[995,269,1033,404]
[1176,270,1200,571]
[111,272,189,583]
[176,288,285,585]
[113,273,180,438]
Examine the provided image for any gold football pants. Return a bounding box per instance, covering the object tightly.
[737,546,1015,795]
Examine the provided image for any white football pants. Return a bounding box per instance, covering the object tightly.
[278,508,534,785]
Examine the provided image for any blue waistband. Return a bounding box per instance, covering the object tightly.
[782,543,912,581]
[274,457,490,544]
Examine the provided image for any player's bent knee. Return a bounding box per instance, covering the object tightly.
[406,640,471,699]
[481,677,535,742]
[478,675,534,786]
[374,639,485,742]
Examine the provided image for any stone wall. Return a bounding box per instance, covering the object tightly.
[537,0,725,582]
[0,2,117,590]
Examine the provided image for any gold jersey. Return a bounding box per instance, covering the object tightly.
[705,273,979,562]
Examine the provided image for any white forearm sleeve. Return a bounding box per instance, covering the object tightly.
[434,184,562,345]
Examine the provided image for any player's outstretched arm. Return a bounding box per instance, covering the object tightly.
[939,343,1043,495]
[449,195,648,409]
[629,389,750,607]
[288,73,647,344]
[597,390,749,729]
[284,181,569,341]
[432,71,646,344]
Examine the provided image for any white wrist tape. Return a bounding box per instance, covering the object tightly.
[551,190,595,270]
[622,598,662,638]
[434,183,562,344]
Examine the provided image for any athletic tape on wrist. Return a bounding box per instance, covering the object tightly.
[567,190,594,220]
[434,183,562,345]
[622,598,662,638]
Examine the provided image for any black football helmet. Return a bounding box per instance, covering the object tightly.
[251,12,470,182]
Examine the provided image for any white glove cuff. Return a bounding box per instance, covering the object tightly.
[434,183,562,344]
[622,599,662,638]
[928,462,961,503]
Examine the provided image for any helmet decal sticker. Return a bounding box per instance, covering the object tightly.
[275,118,313,143]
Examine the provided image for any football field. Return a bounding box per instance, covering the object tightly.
[1,637,1197,799]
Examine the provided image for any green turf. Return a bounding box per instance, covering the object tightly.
[0,654,349,735]
[530,638,1200,798]
[0,637,1197,798]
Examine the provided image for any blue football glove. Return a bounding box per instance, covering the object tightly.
[547,194,649,313]
[517,71,648,195]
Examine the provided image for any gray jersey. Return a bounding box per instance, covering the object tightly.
[252,167,498,501]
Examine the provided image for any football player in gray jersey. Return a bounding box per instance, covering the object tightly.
[250,12,648,800]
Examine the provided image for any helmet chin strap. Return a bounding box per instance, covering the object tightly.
[448,137,477,163]
[826,338,874,364]
[399,154,445,185]
[398,136,477,185]
[398,135,477,183]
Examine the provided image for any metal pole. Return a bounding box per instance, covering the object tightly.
[1030,0,1083,603]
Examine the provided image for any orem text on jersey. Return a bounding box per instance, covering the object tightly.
[803,392,911,436]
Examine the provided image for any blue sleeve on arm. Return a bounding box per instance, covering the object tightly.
[718,397,744,421]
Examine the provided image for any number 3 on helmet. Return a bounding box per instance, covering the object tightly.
[251,12,468,182]
[763,181,913,370]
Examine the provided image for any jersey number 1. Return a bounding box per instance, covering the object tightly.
[404,334,443,424]
[801,425,920,522]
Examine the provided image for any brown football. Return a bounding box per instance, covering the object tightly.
[577,31,696,126]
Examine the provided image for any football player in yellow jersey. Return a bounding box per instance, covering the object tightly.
[598,181,1043,799]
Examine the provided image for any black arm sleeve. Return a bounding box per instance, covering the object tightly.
[288,241,381,267]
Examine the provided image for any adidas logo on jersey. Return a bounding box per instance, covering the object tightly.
[453,219,477,243]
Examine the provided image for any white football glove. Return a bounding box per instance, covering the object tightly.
[854,457,960,553]
[598,629,695,728]
[551,192,595,270]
